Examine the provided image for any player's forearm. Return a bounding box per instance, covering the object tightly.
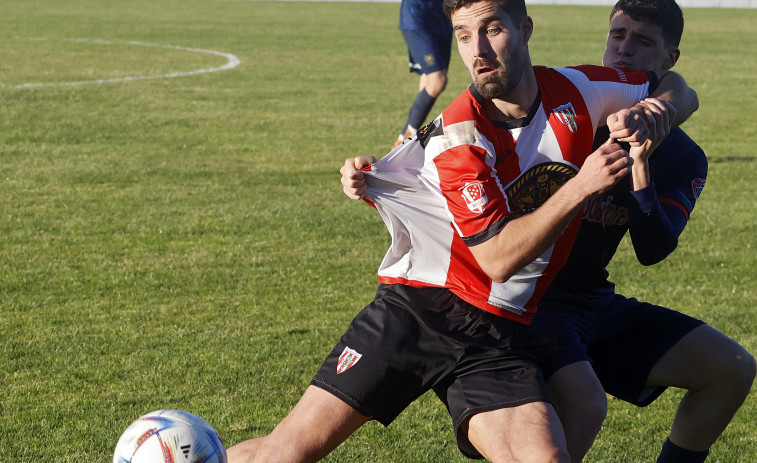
[630,157,651,190]
[651,71,698,127]
[627,187,688,265]
[628,203,682,265]
[470,180,589,283]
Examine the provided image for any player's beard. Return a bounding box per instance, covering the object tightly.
[472,50,524,100]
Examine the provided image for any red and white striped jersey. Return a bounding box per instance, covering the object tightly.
[364,65,655,324]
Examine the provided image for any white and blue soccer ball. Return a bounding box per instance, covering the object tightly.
[113,409,227,463]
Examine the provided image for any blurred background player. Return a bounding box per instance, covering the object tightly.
[392,0,453,149]
[528,0,756,461]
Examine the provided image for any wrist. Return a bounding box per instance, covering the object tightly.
[630,159,650,190]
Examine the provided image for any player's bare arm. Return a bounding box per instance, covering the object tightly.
[470,139,631,283]
[340,156,376,200]
[607,70,696,146]
[609,70,696,143]
[649,69,698,126]
[627,98,674,190]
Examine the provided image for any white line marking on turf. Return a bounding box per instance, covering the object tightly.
[3,38,241,89]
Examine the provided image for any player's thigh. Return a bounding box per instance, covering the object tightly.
[466,402,569,463]
[548,361,607,427]
[266,386,370,460]
[647,324,754,390]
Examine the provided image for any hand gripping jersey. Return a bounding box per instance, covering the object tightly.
[364,65,656,324]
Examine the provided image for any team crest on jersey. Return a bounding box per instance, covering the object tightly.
[552,102,578,133]
[336,347,362,374]
[692,178,706,199]
[506,163,578,216]
[460,180,489,214]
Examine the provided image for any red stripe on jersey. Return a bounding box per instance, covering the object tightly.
[377,275,445,289]
[431,135,513,239]
[569,65,651,85]
[527,214,582,310]
[440,87,487,125]
[660,197,690,220]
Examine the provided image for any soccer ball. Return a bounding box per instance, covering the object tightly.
[113,409,227,463]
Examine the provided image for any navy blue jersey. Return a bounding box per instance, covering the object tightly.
[544,126,708,297]
[399,0,452,36]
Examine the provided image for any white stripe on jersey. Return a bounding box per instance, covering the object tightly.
[365,139,454,287]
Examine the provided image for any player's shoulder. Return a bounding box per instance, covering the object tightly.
[419,88,491,159]
[543,64,652,88]
[439,85,484,126]
[651,127,708,179]
[655,128,707,166]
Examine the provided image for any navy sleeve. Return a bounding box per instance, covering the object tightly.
[627,184,687,265]
[626,129,708,266]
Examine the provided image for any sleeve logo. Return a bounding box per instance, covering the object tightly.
[460,180,489,214]
[336,347,362,374]
[691,178,706,199]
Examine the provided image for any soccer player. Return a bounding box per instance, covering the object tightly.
[393,0,453,149]
[527,1,756,462]
[228,0,697,461]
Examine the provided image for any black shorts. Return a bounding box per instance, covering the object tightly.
[312,283,550,459]
[530,290,705,406]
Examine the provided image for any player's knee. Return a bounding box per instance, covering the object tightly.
[710,343,756,399]
[425,72,448,97]
[485,446,569,463]
[508,447,571,463]
[563,393,605,453]
[734,347,756,392]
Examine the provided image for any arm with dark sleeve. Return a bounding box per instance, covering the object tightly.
[627,133,708,265]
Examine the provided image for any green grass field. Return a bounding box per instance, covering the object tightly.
[1,0,755,461]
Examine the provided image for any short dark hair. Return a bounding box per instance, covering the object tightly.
[610,0,684,47]
[443,0,528,26]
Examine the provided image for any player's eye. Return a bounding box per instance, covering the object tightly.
[458,34,471,43]
[487,27,500,35]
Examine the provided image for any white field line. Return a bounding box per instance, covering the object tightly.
[3,38,241,89]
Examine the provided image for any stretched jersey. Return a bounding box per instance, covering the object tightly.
[399,0,452,36]
[543,126,707,298]
[364,65,656,324]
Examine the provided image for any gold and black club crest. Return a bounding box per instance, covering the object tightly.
[505,162,577,217]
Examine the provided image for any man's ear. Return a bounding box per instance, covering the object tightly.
[664,47,680,70]
[521,15,534,44]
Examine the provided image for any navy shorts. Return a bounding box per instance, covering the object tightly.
[312,283,550,458]
[401,29,452,75]
[530,290,705,406]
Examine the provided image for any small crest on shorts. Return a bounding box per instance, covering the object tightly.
[337,347,362,374]
[460,180,488,214]
[552,102,578,133]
